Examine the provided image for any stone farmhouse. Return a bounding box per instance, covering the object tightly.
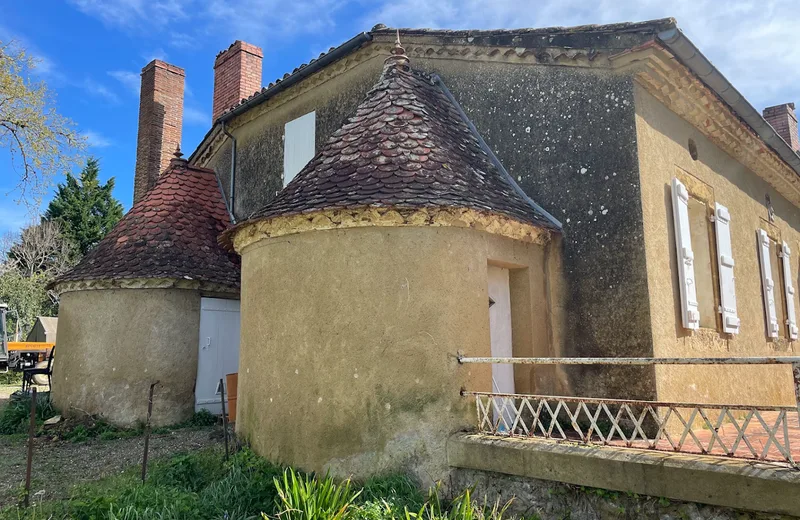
[51,18,800,515]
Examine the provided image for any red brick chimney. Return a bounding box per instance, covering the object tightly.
[212,41,263,121]
[763,103,800,153]
[133,60,185,203]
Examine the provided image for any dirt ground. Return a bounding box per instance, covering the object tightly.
[0,427,222,506]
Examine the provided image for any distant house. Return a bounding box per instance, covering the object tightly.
[26,317,57,344]
[50,17,800,513]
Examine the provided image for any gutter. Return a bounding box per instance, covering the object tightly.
[215,32,373,125]
[657,28,800,177]
[221,122,237,224]
[431,74,563,230]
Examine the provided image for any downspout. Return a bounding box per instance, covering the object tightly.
[221,122,237,224]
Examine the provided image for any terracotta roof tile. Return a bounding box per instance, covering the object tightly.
[54,159,240,289]
[242,54,554,229]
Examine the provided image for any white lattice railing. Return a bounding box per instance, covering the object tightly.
[458,356,800,468]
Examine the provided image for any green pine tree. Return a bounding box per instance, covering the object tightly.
[44,158,124,255]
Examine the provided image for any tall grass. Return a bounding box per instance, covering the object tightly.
[0,392,56,434]
[271,468,360,520]
[0,448,516,520]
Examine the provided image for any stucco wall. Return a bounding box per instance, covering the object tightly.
[52,288,201,427]
[236,226,562,483]
[203,51,654,399]
[205,54,386,220]
[415,59,653,399]
[634,83,799,406]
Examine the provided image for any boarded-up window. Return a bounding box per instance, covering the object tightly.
[687,197,716,329]
[283,112,316,187]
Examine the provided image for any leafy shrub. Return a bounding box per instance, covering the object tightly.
[271,467,361,520]
[187,409,218,427]
[0,391,56,434]
[148,449,226,493]
[361,475,424,512]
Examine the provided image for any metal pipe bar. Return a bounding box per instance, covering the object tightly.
[458,356,800,365]
[461,391,799,412]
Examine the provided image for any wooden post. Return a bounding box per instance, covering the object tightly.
[220,378,229,461]
[141,382,158,483]
[23,387,36,507]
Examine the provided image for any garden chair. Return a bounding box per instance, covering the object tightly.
[22,345,55,393]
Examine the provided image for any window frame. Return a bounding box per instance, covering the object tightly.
[674,170,723,333]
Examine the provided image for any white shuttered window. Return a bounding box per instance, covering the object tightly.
[758,229,780,338]
[283,111,316,187]
[781,241,798,340]
[671,178,700,330]
[714,204,739,334]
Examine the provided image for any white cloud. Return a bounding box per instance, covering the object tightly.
[108,70,140,97]
[0,25,62,82]
[81,78,120,103]
[66,0,188,28]
[67,0,343,47]
[142,48,168,62]
[183,106,209,126]
[169,32,196,49]
[83,130,114,148]
[65,0,800,110]
[363,0,800,109]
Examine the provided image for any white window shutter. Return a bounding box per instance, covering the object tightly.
[714,204,739,334]
[781,241,798,340]
[671,178,700,330]
[758,229,779,338]
[283,111,316,187]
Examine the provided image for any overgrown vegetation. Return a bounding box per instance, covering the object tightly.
[0,448,519,520]
[0,392,219,442]
[0,391,55,434]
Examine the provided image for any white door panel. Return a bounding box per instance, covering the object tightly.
[488,265,514,430]
[196,298,241,414]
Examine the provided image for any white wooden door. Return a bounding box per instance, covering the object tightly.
[196,298,241,414]
[488,265,514,430]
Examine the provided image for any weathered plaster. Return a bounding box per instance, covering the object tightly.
[236,225,562,483]
[202,54,386,220]
[448,433,800,517]
[230,206,551,253]
[415,59,654,399]
[52,288,202,427]
[199,50,656,400]
[633,46,800,207]
[635,83,800,407]
[53,277,239,297]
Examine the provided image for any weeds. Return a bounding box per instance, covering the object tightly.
[0,446,646,520]
[0,392,56,434]
[272,467,361,520]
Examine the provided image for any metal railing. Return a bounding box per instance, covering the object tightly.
[457,355,800,468]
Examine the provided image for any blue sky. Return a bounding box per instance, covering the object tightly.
[2,0,798,237]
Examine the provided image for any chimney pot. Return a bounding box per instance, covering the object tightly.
[212,40,263,122]
[133,60,185,203]
[763,102,799,153]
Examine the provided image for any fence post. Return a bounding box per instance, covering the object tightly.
[23,387,36,507]
[219,378,229,461]
[141,382,158,483]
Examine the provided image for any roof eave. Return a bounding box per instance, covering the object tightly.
[657,27,800,177]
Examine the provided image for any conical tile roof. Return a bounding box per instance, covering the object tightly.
[241,45,556,231]
[54,155,240,290]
